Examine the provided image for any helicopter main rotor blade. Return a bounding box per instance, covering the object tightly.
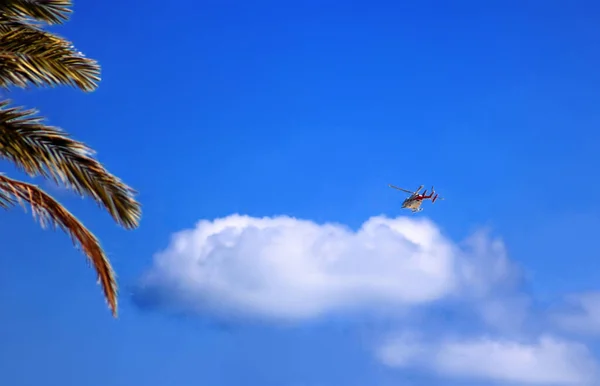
[388,184,415,194]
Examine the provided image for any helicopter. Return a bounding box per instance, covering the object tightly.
[389,184,443,213]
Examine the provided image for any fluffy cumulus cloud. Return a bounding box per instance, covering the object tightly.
[134,214,514,321]
[134,214,599,385]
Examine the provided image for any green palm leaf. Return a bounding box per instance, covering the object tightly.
[0,0,72,25]
[0,18,99,90]
[0,0,142,316]
[0,101,141,229]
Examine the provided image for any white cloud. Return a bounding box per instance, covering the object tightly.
[135,214,512,322]
[378,334,598,385]
[554,292,600,336]
[135,213,600,385]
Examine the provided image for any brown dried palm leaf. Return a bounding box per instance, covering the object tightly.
[0,100,141,229]
[0,0,72,25]
[0,19,99,90]
[0,173,117,315]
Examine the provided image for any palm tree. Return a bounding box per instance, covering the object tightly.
[0,0,141,317]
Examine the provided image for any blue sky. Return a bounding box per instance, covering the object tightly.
[2,0,600,385]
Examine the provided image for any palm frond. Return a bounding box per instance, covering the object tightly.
[0,100,141,229]
[0,20,99,91]
[0,0,72,25]
[0,173,117,316]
